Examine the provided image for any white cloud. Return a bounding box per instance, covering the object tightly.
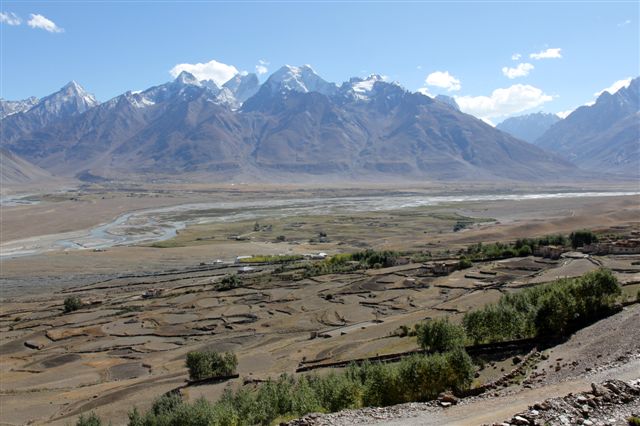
[0,12,21,25]
[255,59,269,75]
[529,48,562,60]
[417,87,433,97]
[416,65,422,70]
[618,19,631,27]
[454,84,553,120]
[593,77,632,97]
[27,13,63,33]
[425,71,461,91]
[511,53,521,61]
[502,63,534,79]
[170,59,238,86]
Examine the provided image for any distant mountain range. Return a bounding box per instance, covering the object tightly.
[497,112,561,143]
[534,78,639,174]
[1,66,636,183]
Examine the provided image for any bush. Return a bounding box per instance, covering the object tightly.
[217,274,241,291]
[76,412,102,426]
[459,257,473,269]
[628,416,640,426]
[416,318,466,352]
[186,350,238,381]
[64,296,83,313]
[517,245,532,257]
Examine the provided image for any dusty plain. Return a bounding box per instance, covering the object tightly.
[0,183,639,425]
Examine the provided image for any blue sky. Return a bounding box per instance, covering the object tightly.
[1,1,638,122]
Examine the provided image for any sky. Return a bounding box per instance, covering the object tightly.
[1,1,638,123]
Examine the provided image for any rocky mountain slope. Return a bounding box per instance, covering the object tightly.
[497,112,561,143]
[535,78,639,175]
[0,148,55,185]
[2,66,579,182]
[0,96,39,119]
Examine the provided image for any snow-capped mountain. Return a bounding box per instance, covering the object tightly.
[0,96,39,119]
[497,112,561,143]
[1,64,598,182]
[263,65,338,96]
[534,77,639,174]
[27,81,99,120]
[339,75,387,101]
[222,73,260,104]
[123,71,215,107]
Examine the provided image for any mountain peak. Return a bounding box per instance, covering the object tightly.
[174,71,201,86]
[63,80,83,91]
[266,65,337,96]
[222,72,259,104]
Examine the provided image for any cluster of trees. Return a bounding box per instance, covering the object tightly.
[237,254,303,263]
[350,249,398,268]
[569,230,598,249]
[463,268,621,344]
[186,351,238,381]
[302,249,400,278]
[464,232,585,261]
[124,348,473,426]
[465,241,531,260]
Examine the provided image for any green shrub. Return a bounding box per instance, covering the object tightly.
[76,412,102,426]
[131,348,475,425]
[64,296,83,313]
[416,318,466,352]
[217,274,241,291]
[186,350,238,381]
[463,268,621,343]
[459,257,473,269]
[517,245,532,257]
[628,416,640,426]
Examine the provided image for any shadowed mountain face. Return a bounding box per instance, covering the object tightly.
[535,78,640,175]
[497,112,561,143]
[1,68,579,182]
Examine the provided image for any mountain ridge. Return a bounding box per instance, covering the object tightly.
[0,67,613,183]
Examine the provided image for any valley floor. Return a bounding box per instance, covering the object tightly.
[0,184,638,425]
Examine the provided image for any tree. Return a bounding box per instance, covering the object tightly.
[416,318,466,352]
[186,350,238,381]
[76,412,102,426]
[570,230,598,249]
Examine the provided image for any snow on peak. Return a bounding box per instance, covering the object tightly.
[175,71,201,86]
[60,81,98,106]
[266,65,336,96]
[351,74,384,94]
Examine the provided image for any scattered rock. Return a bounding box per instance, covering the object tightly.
[24,341,44,350]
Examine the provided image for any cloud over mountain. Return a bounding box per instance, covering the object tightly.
[170,59,239,86]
